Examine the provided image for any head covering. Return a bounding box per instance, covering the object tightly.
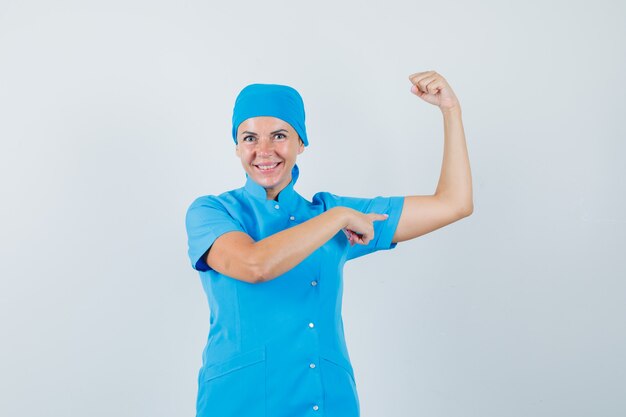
[231,83,309,147]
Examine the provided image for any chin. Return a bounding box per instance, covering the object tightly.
[258,177,282,188]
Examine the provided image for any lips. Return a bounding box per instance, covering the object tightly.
[254,161,282,172]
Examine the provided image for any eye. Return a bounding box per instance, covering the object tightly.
[274,133,286,139]
[242,136,256,142]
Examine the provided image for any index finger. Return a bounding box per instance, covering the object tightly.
[370,213,389,221]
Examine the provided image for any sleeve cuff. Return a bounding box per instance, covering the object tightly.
[376,196,405,251]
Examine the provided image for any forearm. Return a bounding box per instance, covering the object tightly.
[252,207,348,282]
[435,106,474,215]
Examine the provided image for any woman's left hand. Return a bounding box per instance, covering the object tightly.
[408,71,460,112]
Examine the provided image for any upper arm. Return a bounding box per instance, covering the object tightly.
[313,192,405,261]
[392,194,471,243]
[185,196,260,283]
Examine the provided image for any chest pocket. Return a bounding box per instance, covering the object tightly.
[198,346,267,416]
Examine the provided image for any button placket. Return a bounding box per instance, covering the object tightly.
[303,320,321,414]
[300,235,322,415]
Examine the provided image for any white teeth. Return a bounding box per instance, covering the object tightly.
[256,163,279,170]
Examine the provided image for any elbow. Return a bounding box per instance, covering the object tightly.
[459,204,474,217]
[438,193,474,219]
[251,266,269,284]
[455,201,474,218]
[248,248,273,284]
[248,259,266,284]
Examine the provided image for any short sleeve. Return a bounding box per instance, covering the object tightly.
[312,192,405,261]
[185,196,246,272]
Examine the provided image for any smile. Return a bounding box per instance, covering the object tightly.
[254,161,282,172]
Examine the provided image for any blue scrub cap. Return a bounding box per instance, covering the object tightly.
[231,83,309,147]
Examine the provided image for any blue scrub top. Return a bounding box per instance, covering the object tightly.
[185,164,404,417]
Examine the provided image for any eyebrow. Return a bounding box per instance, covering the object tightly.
[241,129,289,136]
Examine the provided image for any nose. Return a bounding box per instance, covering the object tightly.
[257,137,274,155]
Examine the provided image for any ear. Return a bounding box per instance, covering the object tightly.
[235,143,240,157]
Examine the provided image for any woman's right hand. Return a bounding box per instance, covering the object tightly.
[339,207,389,246]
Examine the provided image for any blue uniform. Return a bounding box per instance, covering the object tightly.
[185,164,404,417]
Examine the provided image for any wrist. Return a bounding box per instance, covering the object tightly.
[331,207,350,229]
[441,105,462,117]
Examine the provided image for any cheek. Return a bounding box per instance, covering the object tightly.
[279,145,297,157]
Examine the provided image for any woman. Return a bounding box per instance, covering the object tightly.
[185,71,473,417]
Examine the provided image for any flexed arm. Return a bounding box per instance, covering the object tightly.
[393,71,473,243]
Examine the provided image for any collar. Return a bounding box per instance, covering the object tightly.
[244,163,301,212]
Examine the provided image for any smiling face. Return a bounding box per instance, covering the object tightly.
[235,116,305,200]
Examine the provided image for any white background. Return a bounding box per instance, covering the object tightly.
[1,0,625,416]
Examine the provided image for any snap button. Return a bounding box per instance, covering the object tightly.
[309,362,316,369]
[313,405,319,411]
[310,280,318,286]
[308,322,315,328]
[274,204,280,209]
[289,215,295,221]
